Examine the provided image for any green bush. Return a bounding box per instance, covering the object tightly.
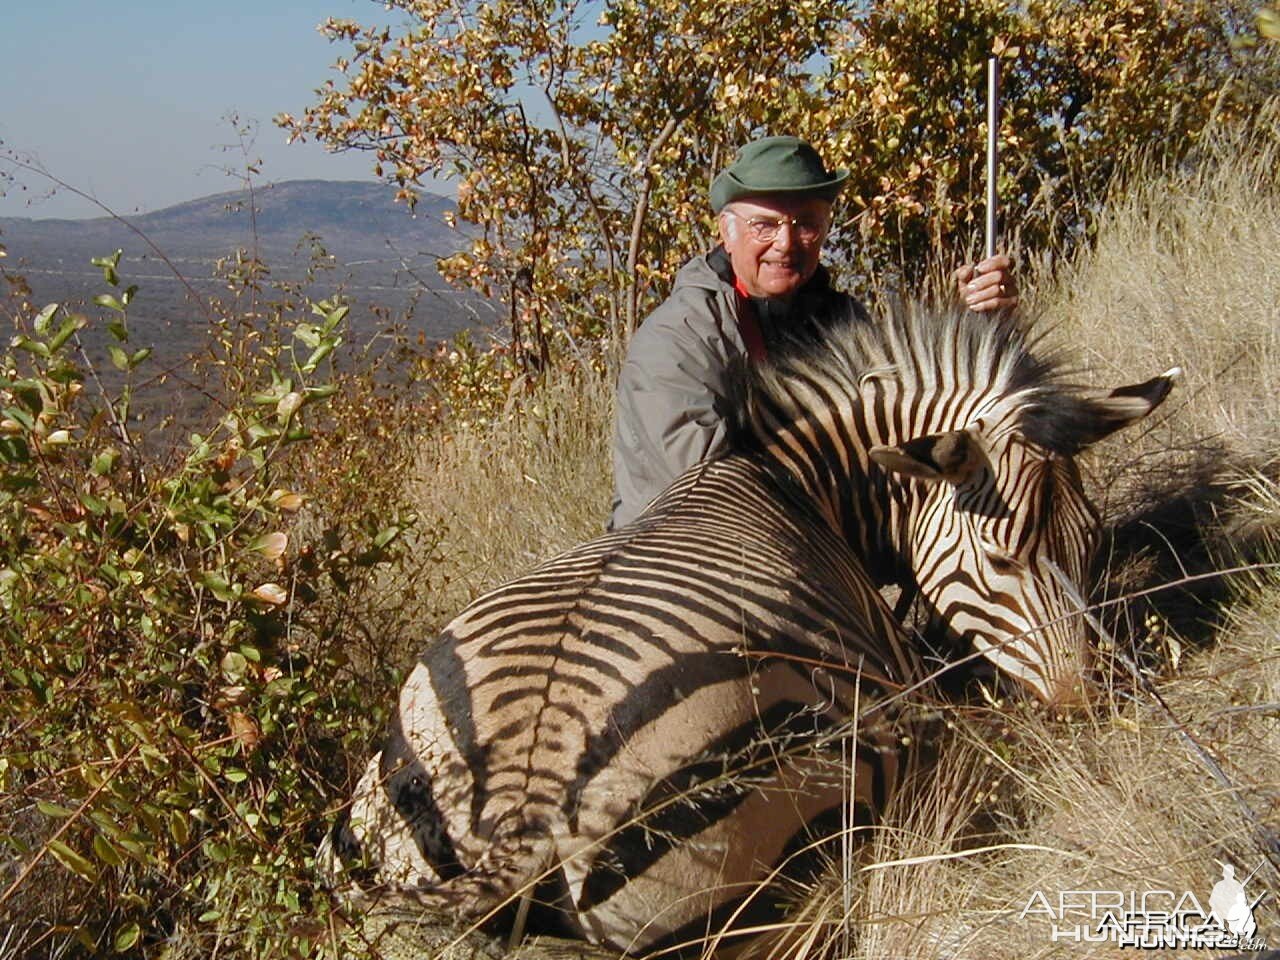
[0,253,422,956]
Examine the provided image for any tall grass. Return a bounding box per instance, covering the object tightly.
[1038,104,1280,466]
[397,363,615,642]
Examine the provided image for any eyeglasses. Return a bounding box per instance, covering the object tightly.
[725,210,828,244]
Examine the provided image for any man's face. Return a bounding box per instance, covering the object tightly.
[718,195,832,299]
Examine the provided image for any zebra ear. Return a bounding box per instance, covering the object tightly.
[1083,367,1181,444]
[870,429,980,484]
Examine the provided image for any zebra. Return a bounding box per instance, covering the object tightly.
[328,455,917,956]
[322,306,1176,955]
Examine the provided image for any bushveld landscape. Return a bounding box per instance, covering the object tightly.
[0,180,494,377]
[2,1,1280,958]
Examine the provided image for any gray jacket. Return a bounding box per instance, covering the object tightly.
[609,248,867,529]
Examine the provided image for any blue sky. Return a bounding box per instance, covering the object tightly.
[0,0,408,219]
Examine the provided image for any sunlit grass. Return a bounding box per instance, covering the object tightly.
[398,361,615,644]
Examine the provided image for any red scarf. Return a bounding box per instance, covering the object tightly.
[732,278,768,363]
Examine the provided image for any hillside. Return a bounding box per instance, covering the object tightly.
[0,179,497,344]
[1,180,459,253]
[3,115,1278,960]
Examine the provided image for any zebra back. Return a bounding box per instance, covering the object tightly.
[326,454,923,955]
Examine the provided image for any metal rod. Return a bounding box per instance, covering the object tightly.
[985,55,1001,262]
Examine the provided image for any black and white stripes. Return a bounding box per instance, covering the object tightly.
[733,305,1176,704]
[327,453,913,955]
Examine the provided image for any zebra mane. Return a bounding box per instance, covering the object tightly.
[727,303,1113,457]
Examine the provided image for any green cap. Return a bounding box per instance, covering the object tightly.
[709,136,848,213]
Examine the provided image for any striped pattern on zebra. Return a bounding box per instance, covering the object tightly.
[322,306,1176,955]
[327,451,918,956]
[730,305,1176,705]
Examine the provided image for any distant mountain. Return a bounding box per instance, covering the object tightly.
[0,179,462,258]
[0,180,496,342]
[121,179,445,234]
[2,180,499,445]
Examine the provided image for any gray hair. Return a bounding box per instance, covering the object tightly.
[719,206,742,241]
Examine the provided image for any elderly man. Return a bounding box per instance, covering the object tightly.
[608,135,1017,530]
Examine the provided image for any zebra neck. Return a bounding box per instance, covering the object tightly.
[758,403,904,583]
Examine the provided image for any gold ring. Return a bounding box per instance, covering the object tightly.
[999,283,1007,295]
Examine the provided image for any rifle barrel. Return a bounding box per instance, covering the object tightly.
[985,55,1000,262]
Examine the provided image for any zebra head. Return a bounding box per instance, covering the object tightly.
[732,307,1178,707]
[868,368,1177,705]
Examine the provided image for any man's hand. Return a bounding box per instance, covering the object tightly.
[954,254,1018,312]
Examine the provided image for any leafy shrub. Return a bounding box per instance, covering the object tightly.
[0,252,424,956]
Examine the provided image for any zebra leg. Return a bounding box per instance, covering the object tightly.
[354,820,580,941]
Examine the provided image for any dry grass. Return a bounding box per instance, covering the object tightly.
[839,583,1280,959]
[401,363,615,638]
[1034,104,1280,482]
